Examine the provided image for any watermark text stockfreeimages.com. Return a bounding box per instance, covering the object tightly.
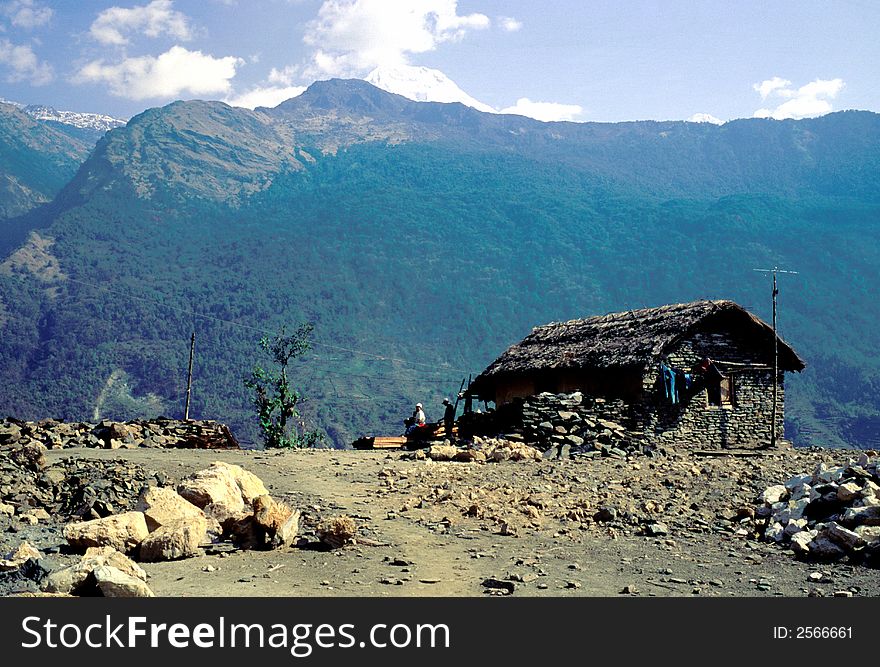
[21,615,450,658]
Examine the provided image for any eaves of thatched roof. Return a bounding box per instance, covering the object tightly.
[470,300,805,395]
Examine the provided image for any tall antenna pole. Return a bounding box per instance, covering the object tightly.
[184,330,195,421]
[753,267,798,448]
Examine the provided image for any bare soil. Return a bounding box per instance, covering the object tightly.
[20,446,878,598]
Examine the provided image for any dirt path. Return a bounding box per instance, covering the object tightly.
[38,447,880,598]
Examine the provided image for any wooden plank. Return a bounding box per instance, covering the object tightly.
[352,435,406,450]
[372,436,406,449]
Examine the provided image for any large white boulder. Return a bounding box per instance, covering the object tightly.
[93,565,155,598]
[44,546,146,595]
[63,512,149,554]
[135,486,206,532]
[139,515,208,561]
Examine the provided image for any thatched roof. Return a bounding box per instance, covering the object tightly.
[470,300,805,395]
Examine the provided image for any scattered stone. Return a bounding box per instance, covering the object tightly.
[9,442,47,471]
[44,547,146,595]
[0,557,49,593]
[177,463,248,522]
[594,507,617,522]
[139,515,208,561]
[837,482,861,503]
[0,542,41,572]
[842,506,880,527]
[790,530,815,555]
[427,445,459,461]
[318,516,358,549]
[482,578,515,594]
[825,522,865,551]
[135,486,206,532]
[92,565,155,598]
[644,522,669,537]
[760,485,788,504]
[455,449,487,463]
[253,494,301,548]
[808,536,846,561]
[215,461,271,504]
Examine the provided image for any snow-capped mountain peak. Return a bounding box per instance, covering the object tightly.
[22,104,126,132]
[687,112,724,125]
[365,65,496,114]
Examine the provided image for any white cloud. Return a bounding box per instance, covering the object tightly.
[89,0,192,46]
[752,77,845,120]
[268,65,299,86]
[688,112,723,125]
[499,16,522,32]
[499,97,583,122]
[753,76,791,101]
[0,37,52,84]
[74,45,242,100]
[303,0,490,77]
[225,84,306,109]
[224,63,305,109]
[2,0,52,29]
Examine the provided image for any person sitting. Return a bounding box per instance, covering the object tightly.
[405,403,426,436]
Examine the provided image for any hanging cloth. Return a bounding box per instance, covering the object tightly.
[659,363,677,404]
[674,369,687,400]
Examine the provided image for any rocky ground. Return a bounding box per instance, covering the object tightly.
[1,444,878,597]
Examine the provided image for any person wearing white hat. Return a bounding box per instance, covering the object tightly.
[405,402,427,436]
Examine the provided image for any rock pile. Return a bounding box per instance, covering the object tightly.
[1,439,165,524]
[44,546,153,597]
[1,458,304,596]
[0,417,239,451]
[60,461,299,560]
[411,438,542,463]
[756,453,880,564]
[516,392,654,458]
[0,541,49,594]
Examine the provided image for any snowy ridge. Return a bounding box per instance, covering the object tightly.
[23,104,126,132]
[365,65,495,113]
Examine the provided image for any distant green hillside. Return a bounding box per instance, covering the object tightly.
[0,80,878,448]
[0,103,94,220]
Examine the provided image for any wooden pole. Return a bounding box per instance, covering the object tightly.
[184,331,195,421]
[754,267,797,448]
[452,376,467,414]
[771,270,778,448]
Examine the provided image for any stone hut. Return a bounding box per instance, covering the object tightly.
[467,300,805,450]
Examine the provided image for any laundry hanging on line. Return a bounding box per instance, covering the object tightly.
[659,362,694,405]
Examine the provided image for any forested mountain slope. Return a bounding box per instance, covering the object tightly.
[0,79,878,448]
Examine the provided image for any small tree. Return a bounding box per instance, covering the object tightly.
[245,323,322,448]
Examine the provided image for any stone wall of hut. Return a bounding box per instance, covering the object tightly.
[644,331,785,448]
[505,330,786,451]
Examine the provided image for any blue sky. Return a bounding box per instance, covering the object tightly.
[0,0,877,123]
